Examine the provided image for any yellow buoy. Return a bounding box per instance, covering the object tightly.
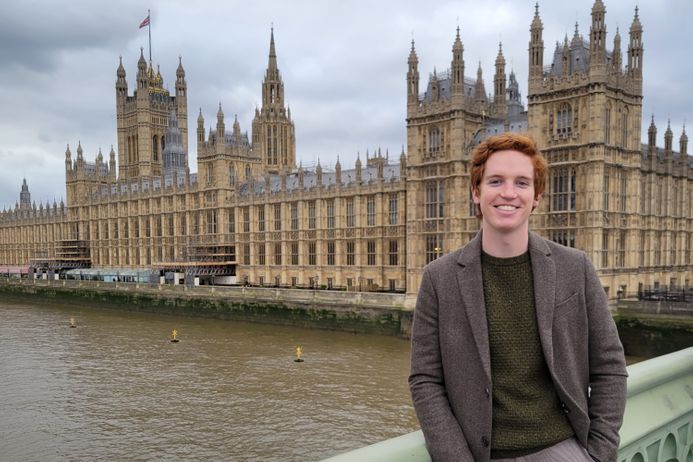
[170,329,179,343]
[69,317,77,328]
[294,345,304,362]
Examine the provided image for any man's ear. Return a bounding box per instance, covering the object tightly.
[472,188,481,204]
[532,193,542,209]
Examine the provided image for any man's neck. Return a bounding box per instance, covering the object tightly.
[481,226,530,258]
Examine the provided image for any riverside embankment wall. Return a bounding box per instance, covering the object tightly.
[0,278,416,337]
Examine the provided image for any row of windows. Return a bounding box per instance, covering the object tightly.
[226,196,400,233]
[239,240,401,267]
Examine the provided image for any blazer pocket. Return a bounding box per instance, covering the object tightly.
[554,292,578,319]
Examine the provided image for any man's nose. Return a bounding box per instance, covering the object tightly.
[500,182,517,198]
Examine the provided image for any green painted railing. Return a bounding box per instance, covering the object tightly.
[322,347,693,462]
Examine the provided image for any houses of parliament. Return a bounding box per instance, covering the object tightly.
[1,1,690,297]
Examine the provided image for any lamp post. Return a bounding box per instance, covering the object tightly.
[434,246,443,259]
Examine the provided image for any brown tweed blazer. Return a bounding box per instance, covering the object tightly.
[409,232,627,462]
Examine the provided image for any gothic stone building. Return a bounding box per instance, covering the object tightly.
[1,2,691,297]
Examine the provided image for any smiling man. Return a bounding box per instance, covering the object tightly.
[409,133,627,462]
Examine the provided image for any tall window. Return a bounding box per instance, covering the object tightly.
[426,234,443,264]
[551,168,576,211]
[152,135,159,162]
[243,207,250,232]
[639,231,645,267]
[557,103,572,135]
[621,110,628,148]
[616,230,626,268]
[389,240,399,266]
[243,243,250,265]
[604,105,611,144]
[603,175,610,211]
[308,241,316,265]
[388,194,398,225]
[228,209,235,233]
[274,242,282,265]
[326,241,335,266]
[308,201,316,229]
[367,196,376,226]
[274,204,281,231]
[206,210,217,234]
[367,240,376,265]
[245,164,252,180]
[258,243,266,265]
[206,163,213,185]
[326,199,335,229]
[428,126,442,157]
[425,181,444,219]
[619,172,627,213]
[290,203,298,230]
[346,241,355,266]
[229,166,235,186]
[346,198,355,227]
[258,206,265,232]
[551,230,575,248]
[601,231,609,268]
[291,242,299,265]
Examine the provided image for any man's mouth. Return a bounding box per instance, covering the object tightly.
[495,205,518,211]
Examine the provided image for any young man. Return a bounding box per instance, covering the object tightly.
[409,133,627,462]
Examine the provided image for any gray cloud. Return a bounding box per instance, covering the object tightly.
[0,0,690,207]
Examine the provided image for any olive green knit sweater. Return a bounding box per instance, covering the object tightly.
[481,251,574,458]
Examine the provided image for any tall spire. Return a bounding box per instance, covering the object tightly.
[407,39,420,106]
[268,26,278,78]
[262,26,284,108]
[474,62,486,103]
[628,6,643,79]
[589,0,607,68]
[493,43,506,113]
[451,27,465,95]
[529,2,544,82]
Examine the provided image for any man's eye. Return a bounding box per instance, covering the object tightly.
[517,181,530,188]
[488,179,501,186]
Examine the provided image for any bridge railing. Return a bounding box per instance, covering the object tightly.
[321,347,693,462]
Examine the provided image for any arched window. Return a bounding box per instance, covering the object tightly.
[229,165,235,186]
[428,126,442,157]
[557,104,572,136]
[245,164,252,180]
[604,104,611,144]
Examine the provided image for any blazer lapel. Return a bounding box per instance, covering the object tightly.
[529,233,556,369]
[456,232,491,382]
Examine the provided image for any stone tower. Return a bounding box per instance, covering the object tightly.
[526,1,644,269]
[19,178,31,210]
[251,28,296,174]
[115,49,188,180]
[405,28,493,291]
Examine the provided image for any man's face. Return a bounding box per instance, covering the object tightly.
[472,149,540,236]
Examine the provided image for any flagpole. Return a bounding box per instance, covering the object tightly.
[147,9,152,63]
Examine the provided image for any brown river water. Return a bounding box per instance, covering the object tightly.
[0,299,418,461]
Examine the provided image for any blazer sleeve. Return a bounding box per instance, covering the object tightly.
[409,267,475,462]
[582,253,628,462]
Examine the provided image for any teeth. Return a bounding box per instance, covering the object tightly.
[497,205,516,211]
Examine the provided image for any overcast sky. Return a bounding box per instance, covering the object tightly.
[0,0,690,207]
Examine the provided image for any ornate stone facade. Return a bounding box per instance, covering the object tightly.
[1,3,690,297]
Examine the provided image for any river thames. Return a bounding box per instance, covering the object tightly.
[0,299,418,461]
